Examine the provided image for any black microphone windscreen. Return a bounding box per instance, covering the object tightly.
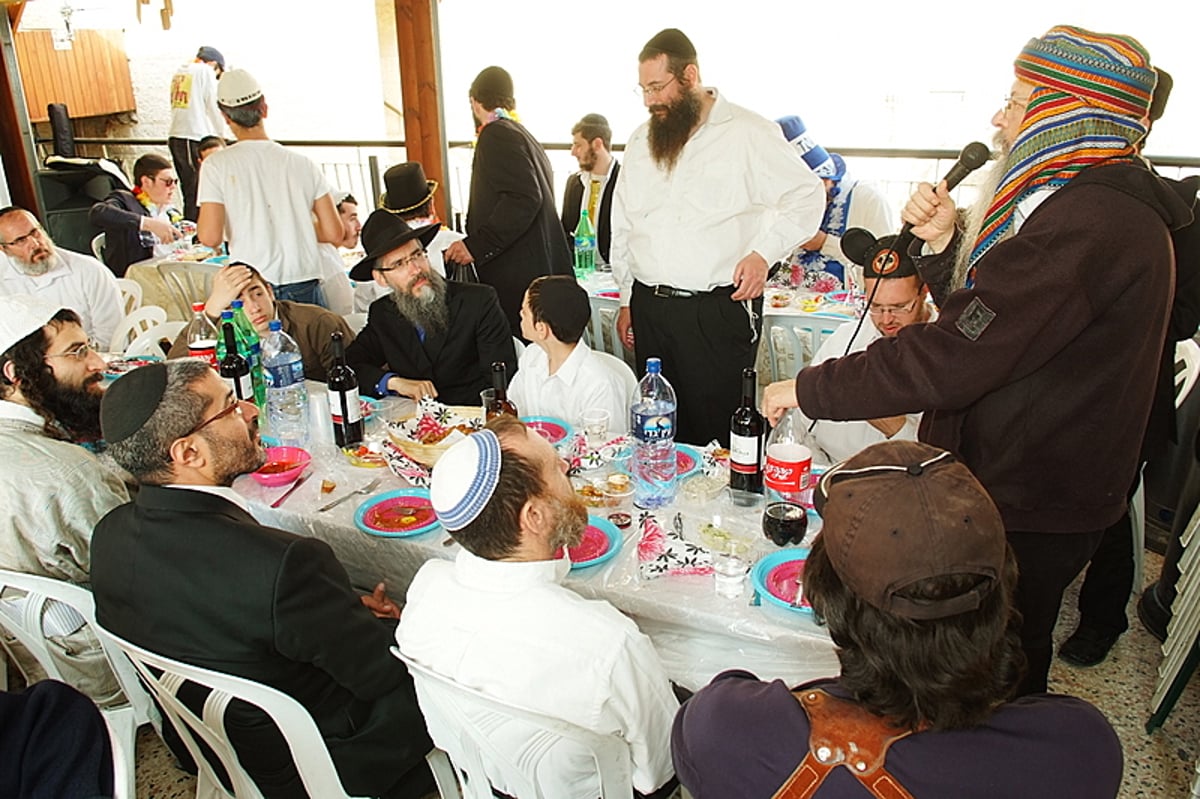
[841,228,878,266]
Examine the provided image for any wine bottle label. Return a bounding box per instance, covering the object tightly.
[764,442,812,492]
[729,432,761,475]
[330,388,362,424]
[226,373,253,402]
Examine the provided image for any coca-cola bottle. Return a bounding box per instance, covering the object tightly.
[185,302,218,367]
[762,409,812,547]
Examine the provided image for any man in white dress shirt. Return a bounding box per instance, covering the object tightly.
[508,276,629,433]
[397,416,679,799]
[797,234,933,464]
[0,208,123,348]
[611,28,824,445]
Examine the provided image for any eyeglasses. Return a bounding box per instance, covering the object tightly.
[44,340,99,361]
[185,399,248,437]
[867,297,921,317]
[1001,94,1031,114]
[634,75,677,98]
[375,248,428,273]
[0,226,45,248]
[157,176,179,187]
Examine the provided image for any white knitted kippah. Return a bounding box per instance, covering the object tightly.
[430,430,502,531]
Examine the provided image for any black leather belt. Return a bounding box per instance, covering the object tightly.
[647,283,734,299]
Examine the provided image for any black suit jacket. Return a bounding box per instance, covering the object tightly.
[464,118,572,335]
[345,280,517,405]
[561,161,620,264]
[88,189,151,277]
[90,486,431,798]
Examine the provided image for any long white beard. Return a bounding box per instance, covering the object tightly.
[951,136,1013,289]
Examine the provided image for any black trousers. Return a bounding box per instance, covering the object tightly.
[631,281,762,447]
[1074,476,1142,636]
[1008,528,1105,696]
[168,136,203,222]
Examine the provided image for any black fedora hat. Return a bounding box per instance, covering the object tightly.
[380,162,438,214]
[348,210,440,281]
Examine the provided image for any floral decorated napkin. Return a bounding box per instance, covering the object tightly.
[564,432,632,474]
[637,511,713,579]
[381,440,431,488]
[389,397,482,445]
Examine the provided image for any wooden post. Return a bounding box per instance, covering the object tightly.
[393,0,448,222]
[0,3,40,214]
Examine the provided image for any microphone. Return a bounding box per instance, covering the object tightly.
[874,141,992,272]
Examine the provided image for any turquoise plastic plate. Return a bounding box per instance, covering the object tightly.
[751,548,812,614]
[558,514,622,570]
[354,489,439,538]
[522,416,574,445]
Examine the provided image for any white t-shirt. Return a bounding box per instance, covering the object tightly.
[317,243,355,316]
[507,340,629,433]
[0,248,123,347]
[167,60,224,141]
[397,549,678,797]
[197,140,332,286]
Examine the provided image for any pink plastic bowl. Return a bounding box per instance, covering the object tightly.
[251,446,311,487]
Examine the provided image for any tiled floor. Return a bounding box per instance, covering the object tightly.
[131,551,1200,798]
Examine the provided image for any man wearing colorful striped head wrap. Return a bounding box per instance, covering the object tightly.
[769,25,1196,696]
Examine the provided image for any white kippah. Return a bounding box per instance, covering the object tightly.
[430,430,502,531]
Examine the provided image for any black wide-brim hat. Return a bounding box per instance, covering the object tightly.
[349,210,440,282]
[380,161,438,214]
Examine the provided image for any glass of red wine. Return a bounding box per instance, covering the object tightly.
[762,501,807,547]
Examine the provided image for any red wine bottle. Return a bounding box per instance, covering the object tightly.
[328,331,363,447]
[729,367,764,499]
[485,361,518,420]
[219,322,252,401]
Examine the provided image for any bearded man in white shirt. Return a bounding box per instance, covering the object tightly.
[610,28,824,446]
[397,416,680,799]
[508,276,629,434]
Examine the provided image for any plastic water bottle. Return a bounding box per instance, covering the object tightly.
[573,209,596,280]
[260,320,308,448]
[630,357,677,509]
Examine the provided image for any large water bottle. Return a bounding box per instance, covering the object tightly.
[573,209,596,280]
[630,357,678,509]
[261,320,309,448]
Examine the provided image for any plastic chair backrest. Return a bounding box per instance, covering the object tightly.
[113,277,142,315]
[344,312,368,334]
[108,305,167,353]
[512,336,526,359]
[0,570,160,799]
[96,627,365,799]
[591,350,639,410]
[125,320,186,358]
[393,647,633,799]
[765,316,843,382]
[1175,339,1200,410]
[91,232,106,262]
[157,261,221,319]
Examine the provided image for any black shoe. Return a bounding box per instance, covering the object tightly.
[1058,626,1121,667]
[1137,586,1170,643]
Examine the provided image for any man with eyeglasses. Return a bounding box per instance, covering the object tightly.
[88,153,185,277]
[0,294,128,706]
[795,235,933,465]
[765,26,1193,696]
[91,359,436,798]
[346,210,516,404]
[610,28,824,446]
[0,207,124,349]
[442,66,572,337]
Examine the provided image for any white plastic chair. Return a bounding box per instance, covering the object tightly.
[125,320,185,358]
[0,570,160,799]
[344,312,368,334]
[393,647,633,799]
[512,336,526,359]
[157,261,221,319]
[764,315,845,382]
[91,232,106,262]
[108,305,167,353]
[98,629,457,799]
[113,277,143,316]
[592,350,639,409]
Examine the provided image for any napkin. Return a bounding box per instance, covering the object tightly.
[637,512,713,579]
[382,440,431,488]
[391,397,482,444]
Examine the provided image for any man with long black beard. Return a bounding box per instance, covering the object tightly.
[610,28,824,446]
[347,210,516,405]
[765,25,1194,696]
[0,294,128,705]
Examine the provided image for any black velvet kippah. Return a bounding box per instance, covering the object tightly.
[643,28,696,59]
[101,362,168,444]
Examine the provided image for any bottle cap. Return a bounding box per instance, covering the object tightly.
[269,319,282,331]
[232,300,243,308]
[646,357,662,374]
[221,309,233,319]
[192,301,205,312]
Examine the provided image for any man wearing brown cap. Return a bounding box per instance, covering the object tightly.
[443,66,572,337]
[672,441,1122,799]
[765,25,1194,695]
[611,28,824,446]
[346,210,515,403]
[90,360,435,797]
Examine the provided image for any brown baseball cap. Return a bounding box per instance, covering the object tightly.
[814,440,1006,620]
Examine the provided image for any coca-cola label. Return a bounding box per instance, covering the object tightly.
[189,342,217,368]
[330,388,362,424]
[764,442,812,492]
[729,432,761,475]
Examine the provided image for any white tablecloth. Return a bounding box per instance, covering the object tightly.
[234,401,837,692]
